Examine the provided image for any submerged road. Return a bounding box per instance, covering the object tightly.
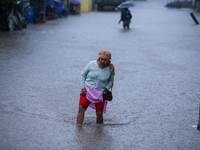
[0,0,200,149]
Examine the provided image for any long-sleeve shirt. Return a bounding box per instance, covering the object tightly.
[80,60,114,91]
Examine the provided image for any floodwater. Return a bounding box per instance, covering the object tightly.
[0,0,200,149]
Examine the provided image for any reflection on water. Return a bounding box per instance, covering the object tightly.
[64,115,139,149]
[75,124,114,150]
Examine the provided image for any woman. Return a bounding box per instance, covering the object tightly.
[77,50,115,124]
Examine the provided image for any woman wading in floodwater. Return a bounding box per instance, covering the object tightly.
[77,50,115,124]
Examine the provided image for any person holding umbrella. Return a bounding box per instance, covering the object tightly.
[119,8,132,30]
[118,2,134,30]
[70,0,81,15]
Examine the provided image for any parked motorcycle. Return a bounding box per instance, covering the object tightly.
[0,0,29,31]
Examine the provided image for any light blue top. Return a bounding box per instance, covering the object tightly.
[81,60,114,91]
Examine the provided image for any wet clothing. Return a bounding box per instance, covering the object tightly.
[121,8,132,21]
[84,82,107,112]
[80,60,114,91]
[123,20,131,28]
[85,82,103,103]
[79,93,105,112]
[80,60,114,112]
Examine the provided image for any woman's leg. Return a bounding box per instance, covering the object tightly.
[96,111,103,123]
[77,106,86,124]
[95,100,105,123]
[77,94,91,124]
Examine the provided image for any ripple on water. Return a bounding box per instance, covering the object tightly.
[64,116,140,126]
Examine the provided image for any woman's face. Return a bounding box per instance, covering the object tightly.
[99,56,110,67]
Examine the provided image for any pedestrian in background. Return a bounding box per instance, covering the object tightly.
[70,2,75,14]
[119,8,132,30]
[77,50,115,124]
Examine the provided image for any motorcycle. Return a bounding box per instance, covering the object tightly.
[0,0,29,31]
[8,1,30,31]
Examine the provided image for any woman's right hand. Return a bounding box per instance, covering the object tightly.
[81,88,87,95]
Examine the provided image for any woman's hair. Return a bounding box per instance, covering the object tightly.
[99,50,111,59]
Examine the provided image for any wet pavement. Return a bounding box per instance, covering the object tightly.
[1,0,200,149]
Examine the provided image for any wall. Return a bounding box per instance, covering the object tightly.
[80,0,93,12]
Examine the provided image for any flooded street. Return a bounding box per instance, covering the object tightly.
[1,0,200,149]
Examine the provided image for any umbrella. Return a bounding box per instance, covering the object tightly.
[70,0,81,4]
[118,2,135,8]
